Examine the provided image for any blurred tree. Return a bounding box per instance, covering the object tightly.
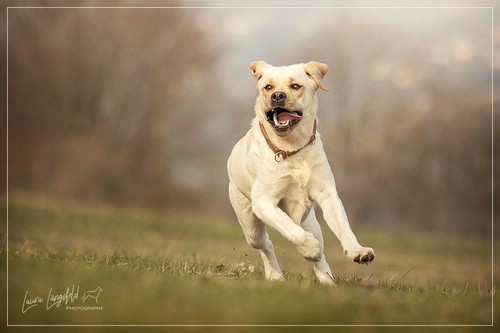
[300,13,493,236]
[6,6,496,238]
[8,7,220,208]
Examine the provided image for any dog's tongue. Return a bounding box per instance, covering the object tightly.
[277,111,302,123]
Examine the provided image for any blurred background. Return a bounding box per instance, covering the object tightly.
[2,1,497,238]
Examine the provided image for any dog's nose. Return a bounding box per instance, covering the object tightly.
[271,91,287,106]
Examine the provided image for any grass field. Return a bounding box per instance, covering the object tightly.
[1,198,498,331]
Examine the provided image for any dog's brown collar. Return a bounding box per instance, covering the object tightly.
[259,120,317,163]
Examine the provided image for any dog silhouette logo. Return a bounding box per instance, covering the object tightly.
[82,287,103,304]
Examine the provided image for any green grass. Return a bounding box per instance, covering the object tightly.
[1,197,497,330]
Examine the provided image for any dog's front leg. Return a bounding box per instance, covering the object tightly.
[251,184,322,262]
[313,187,375,265]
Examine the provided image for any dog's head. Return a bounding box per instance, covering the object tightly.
[250,61,328,136]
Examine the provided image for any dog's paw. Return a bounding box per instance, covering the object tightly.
[266,272,285,282]
[314,266,337,286]
[344,246,375,265]
[263,267,285,281]
[297,232,322,262]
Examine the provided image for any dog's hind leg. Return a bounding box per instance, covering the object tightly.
[229,182,283,281]
[301,208,336,285]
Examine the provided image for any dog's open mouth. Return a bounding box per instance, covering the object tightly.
[266,108,303,132]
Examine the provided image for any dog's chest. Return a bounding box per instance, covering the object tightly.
[280,160,312,201]
[286,160,311,189]
[275,161,314,222]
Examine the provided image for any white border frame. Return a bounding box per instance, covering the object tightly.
[4,4,495,328]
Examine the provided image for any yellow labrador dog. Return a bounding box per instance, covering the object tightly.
[227,61,374,285]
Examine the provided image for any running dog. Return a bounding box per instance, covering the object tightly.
[227,61,375,285]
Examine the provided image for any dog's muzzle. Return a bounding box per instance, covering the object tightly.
[266,91,303,133]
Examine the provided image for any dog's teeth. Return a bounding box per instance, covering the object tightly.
[273,112,291,127]
[273,112,281,126]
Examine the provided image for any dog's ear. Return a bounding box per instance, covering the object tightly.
[304,61,329,91]
[249,60,268,80]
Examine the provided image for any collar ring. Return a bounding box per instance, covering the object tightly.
[274,150,287,163]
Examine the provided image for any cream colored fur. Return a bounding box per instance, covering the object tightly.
[227,61,374,285]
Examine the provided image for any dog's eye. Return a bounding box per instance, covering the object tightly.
[264,84,273,91]
[291,83,301,90]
